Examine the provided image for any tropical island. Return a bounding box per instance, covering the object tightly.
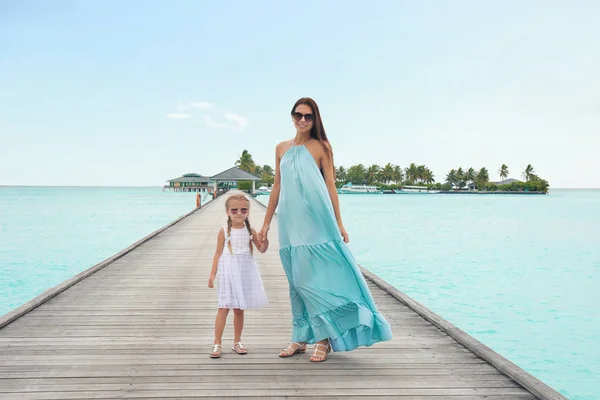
[233,150,550,194]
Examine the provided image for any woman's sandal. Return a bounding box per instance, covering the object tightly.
[279,342,307,358]
[210,344,222,358]
[232,342,248,355]
[309,341,331,362]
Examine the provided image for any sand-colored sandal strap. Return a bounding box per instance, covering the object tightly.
[233,342,247,351]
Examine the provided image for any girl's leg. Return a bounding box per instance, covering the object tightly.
[210,308,230,358]
[232,308,247,354]
[233,308,244,343]
[214,308,230,345]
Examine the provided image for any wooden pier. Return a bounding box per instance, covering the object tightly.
[0,192,566,399]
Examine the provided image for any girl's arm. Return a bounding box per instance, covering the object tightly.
[208,228,225,288]
[252,229,269,253]
[321,142,349,243]
[259,142,284,240]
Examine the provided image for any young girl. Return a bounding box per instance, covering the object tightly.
[207,193,269,358]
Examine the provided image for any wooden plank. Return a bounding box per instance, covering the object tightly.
[0,388,539,400]
[0,367,504,378]
[0,377,520,391]
[0,191,562,399]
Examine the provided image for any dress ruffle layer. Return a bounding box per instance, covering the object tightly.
[280,239,393,352]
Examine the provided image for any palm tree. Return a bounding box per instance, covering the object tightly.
[405,163,418,184]
[446,169,458,188]
[260,171,274,186]
[262,165,274,176]
[466,167,476,185]
[456,167,466,189]
[381,163,394,184]
[423,168,435,184]
[392,165,404,184]
[346,164,366,184]
[476,167,490,190]
[499,164,509,183]
[235,150,255,173]
[523,164,535,181]
[415,165,426,183]
[335,166,347,185]
[366,164,380,185]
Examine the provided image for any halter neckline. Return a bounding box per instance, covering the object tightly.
[292,137,310,147]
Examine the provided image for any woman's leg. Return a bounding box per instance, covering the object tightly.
[310,338,331,362]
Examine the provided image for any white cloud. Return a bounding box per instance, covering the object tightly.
[167,101,247,130]
[224,112,248,130]
[166,113,192,119]
[202,115,228,129]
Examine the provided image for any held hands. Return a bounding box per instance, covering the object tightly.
[258,236,270,253]
[208,274,215,288]
[258,224,270,244]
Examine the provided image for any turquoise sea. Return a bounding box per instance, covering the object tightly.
[1,187,598,399]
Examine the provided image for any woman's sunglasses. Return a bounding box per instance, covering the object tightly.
[292,112,315,122]
[230,208,248,214]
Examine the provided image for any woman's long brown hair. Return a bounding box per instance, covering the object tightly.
[291,97,335,177]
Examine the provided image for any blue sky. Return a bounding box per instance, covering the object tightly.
[1,0,598,188]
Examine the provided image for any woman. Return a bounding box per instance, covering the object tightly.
[258,97,393,362]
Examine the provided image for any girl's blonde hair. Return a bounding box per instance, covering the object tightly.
[224,194,253,255]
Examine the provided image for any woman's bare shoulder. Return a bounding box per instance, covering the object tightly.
[307,139,332,157]
[276,139,294,156]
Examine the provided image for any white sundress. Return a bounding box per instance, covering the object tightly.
[216,225,268,309]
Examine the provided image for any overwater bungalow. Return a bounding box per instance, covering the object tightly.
[164,173,213,192]
[164,168,261,194]
[210,167,261,194]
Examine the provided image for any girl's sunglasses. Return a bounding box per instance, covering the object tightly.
[292,112,315,122]
[230,208,248,214]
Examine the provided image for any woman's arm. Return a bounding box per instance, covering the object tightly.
[321,142,349,243]
[259,143,284,239]
[208,228,225,288]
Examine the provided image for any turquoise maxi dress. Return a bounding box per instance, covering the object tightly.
[277,142,393,352]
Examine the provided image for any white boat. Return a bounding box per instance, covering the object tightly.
[255,186,272,195]
[396,185,441,194]
[338,183,383,194]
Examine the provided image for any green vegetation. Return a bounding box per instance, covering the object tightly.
[234,150,274,187]
[234,149,549,194]
[237,181,254,191]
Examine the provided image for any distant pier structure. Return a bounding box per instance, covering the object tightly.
[164,168,261,194]
[164,173,213,192]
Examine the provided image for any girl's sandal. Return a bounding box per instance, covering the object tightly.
[232,342,248,355]
[309,341,331,362]
[210,344,222,358]
[278,342,307,358]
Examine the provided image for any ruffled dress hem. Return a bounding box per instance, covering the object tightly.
[290,301,393,352]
